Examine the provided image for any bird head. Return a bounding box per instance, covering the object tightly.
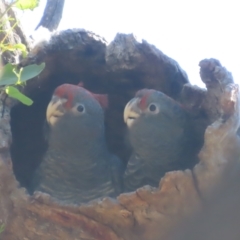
[47,84,104,125]
[124,89,186,129]
[46,84,105,147]
[123,88,191,161]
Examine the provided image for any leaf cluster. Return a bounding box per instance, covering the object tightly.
[0,0,45,106]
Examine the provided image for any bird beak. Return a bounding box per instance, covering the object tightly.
[124,97,142,128]
[46,95,67,126]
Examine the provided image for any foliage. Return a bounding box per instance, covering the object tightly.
[14,0,39,10]
[0,0,44,106]
[0,224,5,234]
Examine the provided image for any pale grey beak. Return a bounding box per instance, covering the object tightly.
[124,97,142,128]
[46,95,67,126]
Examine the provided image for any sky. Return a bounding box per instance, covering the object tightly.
[15,0,240,87]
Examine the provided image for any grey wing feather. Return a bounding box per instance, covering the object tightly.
[123,154,146,192]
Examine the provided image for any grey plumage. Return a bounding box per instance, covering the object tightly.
[31,84,123,203]
[123,89,198,192]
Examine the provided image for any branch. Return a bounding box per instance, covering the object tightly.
[35,0,65,31]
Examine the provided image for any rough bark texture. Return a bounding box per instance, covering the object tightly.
[0,29,239,239]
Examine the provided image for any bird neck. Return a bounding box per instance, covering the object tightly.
[129,119,187,164]
[47,125,109,164]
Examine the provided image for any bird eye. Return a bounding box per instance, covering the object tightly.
[148,103,157,112]
[77,105,85,113]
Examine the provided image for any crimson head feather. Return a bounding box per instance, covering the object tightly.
[54,83,108,109]
[77,82,109,110]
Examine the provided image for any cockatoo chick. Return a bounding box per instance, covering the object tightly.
[123,89,198,192]
[31,84,123,203]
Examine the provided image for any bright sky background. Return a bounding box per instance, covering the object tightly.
[16,0,240,87]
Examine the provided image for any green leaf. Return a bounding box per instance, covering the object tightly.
[14,0,39,10]
[0,223,5,233]
[0,224,4,234]
[0,63,45,86]
[1,44,27,57]
[0,63,18,86]
[19,62,45,82]
[5,86,33,106]
[13,43,27,57]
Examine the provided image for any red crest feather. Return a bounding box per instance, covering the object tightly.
[78,82,108,110]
